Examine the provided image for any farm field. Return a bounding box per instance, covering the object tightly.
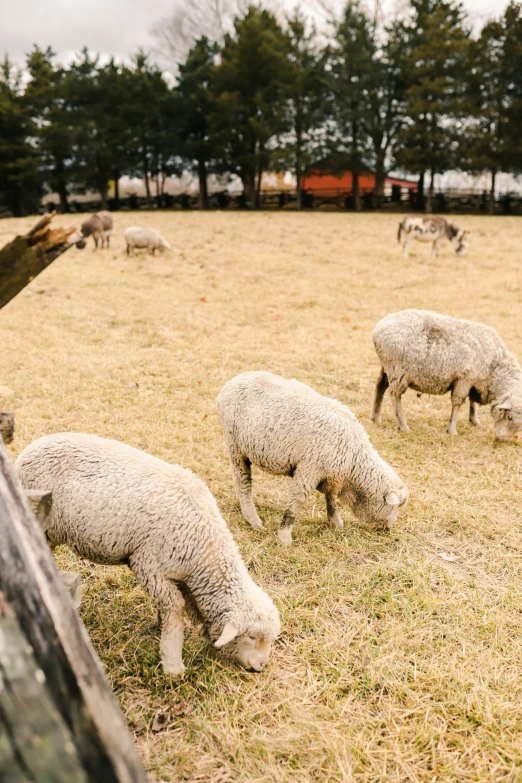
[1,210,522,782]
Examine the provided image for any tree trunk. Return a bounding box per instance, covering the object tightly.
[426,168,435,214]
[0,212,84,311]
[197,160,209,210]
[417,171,425,211]
[374,159,386,208]
[242,172,256,209]
[57,182,69,214]
[113,176,120,210]
[489,168,496,216]
[353,171,360,212]
[144,168,151,207]
[255,163,263,210]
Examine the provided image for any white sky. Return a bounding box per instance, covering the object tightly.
[0,0,510,67]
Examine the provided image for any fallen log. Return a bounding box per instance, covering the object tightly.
[0,211,83,311]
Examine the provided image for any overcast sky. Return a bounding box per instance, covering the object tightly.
[1,0,510,68]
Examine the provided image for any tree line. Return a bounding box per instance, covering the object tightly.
[1,0,522,217]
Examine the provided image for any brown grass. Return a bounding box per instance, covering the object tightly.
[1,211,522,782]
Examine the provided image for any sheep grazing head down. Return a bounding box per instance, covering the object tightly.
[340,482,409,532]
[212,601,281,672]
[491,395,522,442]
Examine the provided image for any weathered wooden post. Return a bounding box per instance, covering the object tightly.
[0,215,148,782]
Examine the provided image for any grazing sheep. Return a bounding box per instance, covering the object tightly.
[15,433,280,676]
[76,210,113,250]
[123,227,171,256]
[398,215,469,258]
[217,371,408,545]
[371,309,522,440]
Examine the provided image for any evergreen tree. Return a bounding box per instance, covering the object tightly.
[365,20,408,201]
[24,47,75,212]
[278,12,327,210]
[209,6,289,208]
[329,2,375,211]
[173,37,219,209]
[396,0,470,212]
[0,57,42,216]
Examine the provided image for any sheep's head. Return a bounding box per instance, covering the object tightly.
[491,395,522,441]
[212,600,280,672]
[340,480,409,531]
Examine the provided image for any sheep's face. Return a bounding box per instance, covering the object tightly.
[226,633,274,671]
[213,610,280,672]
[491,399,522,441]
[340,483,409,531]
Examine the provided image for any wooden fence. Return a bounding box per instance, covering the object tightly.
[41,188,522,216]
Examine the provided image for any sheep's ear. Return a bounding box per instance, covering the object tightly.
[385,491,400,506]
[214,622,239,649]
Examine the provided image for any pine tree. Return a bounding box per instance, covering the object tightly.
[329,2,375,211]
[278,12,327,210]
[0,57,42,216]
[24,47,75,212]
[174,37,219,209]
[209,6,289,208]
[396,0,470,212]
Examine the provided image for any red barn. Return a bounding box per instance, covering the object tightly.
[301,168,417,197]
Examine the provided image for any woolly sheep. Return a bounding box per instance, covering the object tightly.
[123,226,171,256]
[15,433,280,676]
[76,210,113,250]
[217,371,408,545]
[371,309,522,440]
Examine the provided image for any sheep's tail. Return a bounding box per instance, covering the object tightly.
[397,220,404,243]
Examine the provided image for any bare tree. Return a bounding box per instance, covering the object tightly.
[151,0,250,67]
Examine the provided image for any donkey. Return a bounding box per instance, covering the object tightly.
[398,215,469,259]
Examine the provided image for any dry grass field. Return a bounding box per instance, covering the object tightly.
[1,210,522,782]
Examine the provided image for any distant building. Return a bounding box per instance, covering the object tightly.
[301,168,418,198]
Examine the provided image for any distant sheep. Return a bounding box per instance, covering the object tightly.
[218,371,408,545]
[15,433,280,676]
[123,227,171,256]
[398,215,469,258]
[76,210,113,250]
[371,309,522,440]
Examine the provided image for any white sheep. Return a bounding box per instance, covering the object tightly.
[371,309,522,440]
[15,433,280,676]
[123,226,171,256]
[217,371,408,545]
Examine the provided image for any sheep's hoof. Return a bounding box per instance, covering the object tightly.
[398,425,410,433]
[246,517,264,531]
[446,427,458,436]
[161,659,186,677]
[470,418,480,427]
[328,514,344,529]
[278,528,293,546]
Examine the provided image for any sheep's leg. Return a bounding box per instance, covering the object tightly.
[229,448,263,530]
[447,382,470,436]
[389,377,410,433]
[130,557,186,675]
[431,239,440,258]
[325,490,343,529]
[371,367,389,425]
[279,469,315,546]
[93,235,99,250]
[469,398,480,426]
[402,238,409,258]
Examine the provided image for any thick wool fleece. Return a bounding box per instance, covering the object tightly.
[217,371,408,544]
[371,309,522,439]
[15,433,280,674]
